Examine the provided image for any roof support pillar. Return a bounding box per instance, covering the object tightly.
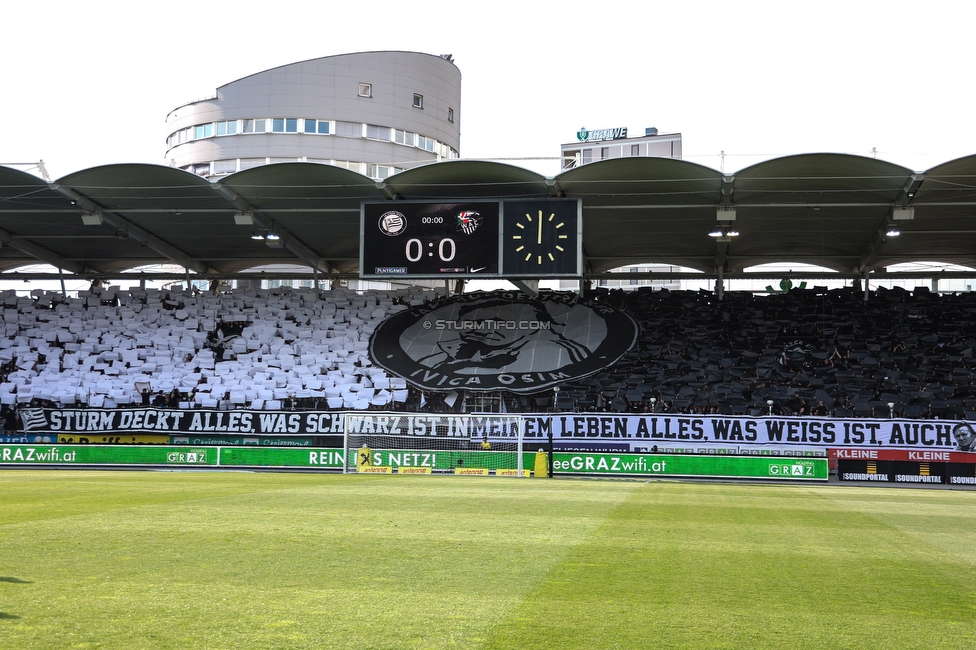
[510,279,539,297]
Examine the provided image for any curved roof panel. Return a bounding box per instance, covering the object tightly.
[2,154,976,281]
[875,154,976,272]
[554,158,724,273]
[384,160,551,199]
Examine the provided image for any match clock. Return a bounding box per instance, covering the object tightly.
[502,199,581,277]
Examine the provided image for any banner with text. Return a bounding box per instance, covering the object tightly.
[0,445,216,466]
[16,409,976,453]
[550,452,828,481]
[518,414,973,454]
[20,408,343,436]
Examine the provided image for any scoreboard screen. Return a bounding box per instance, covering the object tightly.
[361,201,500,279]
[360,198,581,279]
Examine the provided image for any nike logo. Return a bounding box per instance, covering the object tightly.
[470,267,486,273]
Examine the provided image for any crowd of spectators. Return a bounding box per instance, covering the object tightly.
[2,283,975,432]
[552,285,976,420]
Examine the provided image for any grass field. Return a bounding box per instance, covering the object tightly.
[2,472,976,649]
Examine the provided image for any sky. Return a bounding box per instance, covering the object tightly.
[3,0,975,180]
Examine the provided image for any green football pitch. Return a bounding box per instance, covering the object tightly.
[2,471,975,649]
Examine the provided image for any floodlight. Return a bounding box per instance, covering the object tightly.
[81,211,103,226]
[234,211,255,225]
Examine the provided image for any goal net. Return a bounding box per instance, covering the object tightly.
[342,413,528,475]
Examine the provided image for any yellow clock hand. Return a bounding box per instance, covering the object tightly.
[537,210,543,245]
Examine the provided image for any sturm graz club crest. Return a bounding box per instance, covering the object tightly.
[377,210,407,236]
[369,291,638,393]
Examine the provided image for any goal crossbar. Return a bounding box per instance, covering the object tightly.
[342,413,525,475]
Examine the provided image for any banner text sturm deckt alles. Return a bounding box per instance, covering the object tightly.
[29,409,344,435]
[20,409,969,451]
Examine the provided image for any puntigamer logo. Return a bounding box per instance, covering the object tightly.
[369,290,637,393]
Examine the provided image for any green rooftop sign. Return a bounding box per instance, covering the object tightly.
[577,126,628,142]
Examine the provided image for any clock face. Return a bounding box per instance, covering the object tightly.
[512,209,568,265]
[502,199,580,277]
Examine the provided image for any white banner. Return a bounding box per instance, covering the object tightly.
[18,408,975,454]
[518,413,971,454]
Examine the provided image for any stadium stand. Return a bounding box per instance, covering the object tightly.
[1,283,975,423]
[559,285,976,420]
[0,285,419,414]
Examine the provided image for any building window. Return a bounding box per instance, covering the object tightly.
[600,147,609,160]
[243,119,266,134]
[582,149,592,164]
[413,93,423,109]
[333,161,363,173]
[269,118,298,133]
[448,108,454,123]
[335,121,361,138]
[367,164,394,180]
[359,83,372,97]
[394,130,415,146]
[194,124,213,139]
[213,160,237,174]
[216,120,237,136]
[305,119,330,134]
[631,144,640,156]
[366,124,391,141]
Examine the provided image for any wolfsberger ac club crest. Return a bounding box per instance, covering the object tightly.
[368,291,638,393]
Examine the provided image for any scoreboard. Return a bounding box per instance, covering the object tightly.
[360,199,581,279]
[361,201,499,278]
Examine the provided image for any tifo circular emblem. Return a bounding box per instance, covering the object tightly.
[377,211,406,236]
[369,290,638,393]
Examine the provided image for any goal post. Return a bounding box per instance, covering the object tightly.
[342,413,527,475]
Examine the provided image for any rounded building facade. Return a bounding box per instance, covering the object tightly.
[165,51,461,179]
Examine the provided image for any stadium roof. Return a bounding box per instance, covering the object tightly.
[2,153,976,281]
